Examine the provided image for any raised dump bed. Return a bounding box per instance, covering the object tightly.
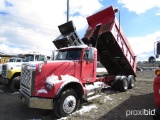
[82,6,136,76]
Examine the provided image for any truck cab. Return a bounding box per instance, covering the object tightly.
[19,45,100,116]
[0,57,24,77]
[55,45,96,83]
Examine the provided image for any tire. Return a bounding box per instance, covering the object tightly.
[9,76,20,92]
[128,75,135,89]
[111,76,121,91]
[54,89,80,117]
[0,77,10,86]
[118,76,128,92]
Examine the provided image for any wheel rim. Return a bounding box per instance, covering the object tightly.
[130,78,135,87]
[63,95,76,114]
[123,79,128,90]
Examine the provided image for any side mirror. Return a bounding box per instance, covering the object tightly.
[52,51,55,60]
[52,51,58,60]
[88,48,94,62]
[44,59,47,64]
[148,56,155,63]
[157,43,160,54]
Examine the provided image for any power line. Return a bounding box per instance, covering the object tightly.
[0,15,60,37]
[2,14,57,29]
[0,18,59,37]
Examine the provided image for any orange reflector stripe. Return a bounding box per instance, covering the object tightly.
[155,70,160,75]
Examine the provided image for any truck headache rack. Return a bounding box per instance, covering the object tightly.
[82,6,136,76]
[53,21,84,49]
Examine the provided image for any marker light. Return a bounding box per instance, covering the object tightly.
[155,70,160,75]
[58,75,62,80]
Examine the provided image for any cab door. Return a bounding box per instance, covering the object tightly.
[81,49,94,82]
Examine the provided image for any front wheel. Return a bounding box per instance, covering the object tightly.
[10,76,20,92]
[54,90,80,117]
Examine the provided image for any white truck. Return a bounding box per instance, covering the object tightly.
[0,52,50,92]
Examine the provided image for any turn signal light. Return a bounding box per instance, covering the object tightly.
[155,70,160,75]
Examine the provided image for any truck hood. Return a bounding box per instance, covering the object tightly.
[4,61,44,70]
[34,60,80,84]
[3,62,23,70]
[21,60,80,86]
[41,60,78,76]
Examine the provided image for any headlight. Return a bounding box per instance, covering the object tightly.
[46,83,53,90]
[22,65,31,70]
[7,70,11,76]
[26,66,31,70]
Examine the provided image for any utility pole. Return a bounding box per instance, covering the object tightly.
[67,0,69,22]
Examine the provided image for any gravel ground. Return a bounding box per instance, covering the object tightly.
[0,70,156,120]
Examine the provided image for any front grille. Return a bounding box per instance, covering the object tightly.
[2,64,7,77]
[20,64,35,96]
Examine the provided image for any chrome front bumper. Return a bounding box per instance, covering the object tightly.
[19,89,53,109]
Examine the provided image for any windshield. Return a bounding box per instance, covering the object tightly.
[8,58,23,62]
[24,55,34,62]
[9,59,16,62]
[56,49,81,60]
[23,54,46,62]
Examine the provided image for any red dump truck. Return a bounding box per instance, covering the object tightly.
[19,6,136,118]
[153,41,160,119]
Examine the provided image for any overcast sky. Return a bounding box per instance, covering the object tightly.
[0,0,160,61]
